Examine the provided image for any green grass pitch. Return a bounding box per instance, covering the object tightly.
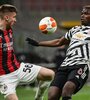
[0,84,90,100]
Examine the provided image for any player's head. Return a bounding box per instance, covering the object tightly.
[81,5,90,26]
[0,4,17,27]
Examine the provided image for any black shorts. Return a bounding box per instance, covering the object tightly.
[50,64,89,94]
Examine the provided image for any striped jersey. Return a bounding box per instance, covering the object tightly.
[61,25,90,67]
[0,29,20,75]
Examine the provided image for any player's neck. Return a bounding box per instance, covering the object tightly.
[84,23,90,26]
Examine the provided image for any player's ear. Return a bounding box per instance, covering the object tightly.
[4,15,9,21]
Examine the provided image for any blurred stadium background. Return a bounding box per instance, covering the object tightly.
[0,0,89,66]
[0,0,90,100]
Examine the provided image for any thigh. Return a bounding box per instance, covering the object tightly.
[0,71,19,98]
[68,64,89,93]
[37,67,55,81]
[18,62,41,83]
[48,86,62,100]
[48,70,68,100]
[50,69,67,90]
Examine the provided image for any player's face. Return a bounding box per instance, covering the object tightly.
[81,8,90,25]
[4,12,17,26]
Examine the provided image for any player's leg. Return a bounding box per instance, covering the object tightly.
[35,81,50,100]
[0,67,25,100]
[37,67,55,81]
[6,94,18,100]
[62,65,89,100]
[48,69,67,100]
[0,72,19,100]
[34,67,55,100]
[17,63,55,100]
[62,81,75,100]
[35,67,57,100]
[18,63,55,82]
[48,86,62,100]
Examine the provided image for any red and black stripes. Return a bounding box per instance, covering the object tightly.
[0,29,20,75]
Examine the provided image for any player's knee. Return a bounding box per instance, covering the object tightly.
[48,91,60,100]
[6,94,18,100]
[49,70,55,80]
[37,67,55,81]
[43,70,55,81]
[48,87,61,100]
[62,81,76,97]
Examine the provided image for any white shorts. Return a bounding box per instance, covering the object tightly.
[0,62,41,97]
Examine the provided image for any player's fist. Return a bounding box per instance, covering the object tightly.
[26,38,39,46]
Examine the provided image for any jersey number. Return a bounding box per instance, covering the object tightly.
[23,64,33,73]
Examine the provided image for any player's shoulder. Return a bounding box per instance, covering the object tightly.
[70,25,81,30]
[71,25,90,30]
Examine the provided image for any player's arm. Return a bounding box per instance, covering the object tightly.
[38,36,69,47]
[26,36,70,47]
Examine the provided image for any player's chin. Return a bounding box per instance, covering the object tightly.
[81,21,86,25]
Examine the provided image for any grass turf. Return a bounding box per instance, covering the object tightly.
[0,84,90,100]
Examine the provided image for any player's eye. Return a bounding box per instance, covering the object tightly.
[81,12,88,15]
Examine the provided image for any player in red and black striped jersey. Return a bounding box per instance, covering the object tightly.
[0,4,55,100]
[0,29,20,75]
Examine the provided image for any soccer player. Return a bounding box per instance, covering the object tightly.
[0,4,55,100]
[26,5,90,100]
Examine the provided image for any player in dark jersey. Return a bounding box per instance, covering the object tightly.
[0,4,55,100]
[26,5,90,100]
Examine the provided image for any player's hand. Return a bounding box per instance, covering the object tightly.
[26,37,39,46]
